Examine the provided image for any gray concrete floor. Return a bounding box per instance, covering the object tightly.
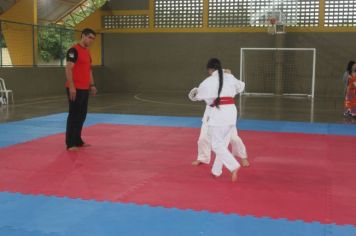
[0,92,354,124]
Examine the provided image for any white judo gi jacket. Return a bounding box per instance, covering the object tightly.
[195,70,246,175]
[196,71,245,126]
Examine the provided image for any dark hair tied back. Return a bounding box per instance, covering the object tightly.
[347,60,356,75]
[207,58,223,108]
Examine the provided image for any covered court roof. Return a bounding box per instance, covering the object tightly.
[38,0,84,24]
[1,0,104,25]
[0,0,17,15]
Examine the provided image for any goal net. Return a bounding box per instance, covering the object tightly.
[240,48,316,97]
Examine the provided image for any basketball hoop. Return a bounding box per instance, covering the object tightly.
[267,17,277,35]
[269,17,277,25]
[267,17,286,35]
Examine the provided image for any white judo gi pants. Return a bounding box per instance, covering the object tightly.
[209,125,240,176]
[197,121,247,164]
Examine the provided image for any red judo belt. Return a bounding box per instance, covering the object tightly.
[210,97,235,107]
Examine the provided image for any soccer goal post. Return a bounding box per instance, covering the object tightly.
[240,48,316,98]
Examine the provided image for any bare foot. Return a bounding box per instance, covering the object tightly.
[191,160,203,166]
[79,143,91,148]
[211,173,219,178]
[67,146,79,151]
[241,158,250,167]
[231,168,239,182]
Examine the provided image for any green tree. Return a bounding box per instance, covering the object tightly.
[37,25,75,62]
[37,0,107,62]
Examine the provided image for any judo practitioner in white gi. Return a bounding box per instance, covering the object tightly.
[189,70,249,169]
[189,58,247,182]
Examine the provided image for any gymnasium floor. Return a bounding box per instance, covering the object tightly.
[0,93,356,236]
[0,92,351,123]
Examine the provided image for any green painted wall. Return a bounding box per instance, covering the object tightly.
[2,32,353,100]
[0,67,111,100]
[102,32,352,98]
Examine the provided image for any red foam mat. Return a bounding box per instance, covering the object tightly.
[0,124,355,225]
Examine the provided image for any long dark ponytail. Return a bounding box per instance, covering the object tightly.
[207,58,223,108]
[347,60,356,75]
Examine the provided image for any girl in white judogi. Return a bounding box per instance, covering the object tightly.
[189,70,249,168]
[191,105,249,167]
[191,58,246,182]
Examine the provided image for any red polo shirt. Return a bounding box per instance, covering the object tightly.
[65,44,92,90]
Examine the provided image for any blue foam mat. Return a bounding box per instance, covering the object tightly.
[0,192,355,236]
[1,114,356,235]
[1,113,356,148]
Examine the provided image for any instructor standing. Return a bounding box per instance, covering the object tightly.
[65,28,97,151]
